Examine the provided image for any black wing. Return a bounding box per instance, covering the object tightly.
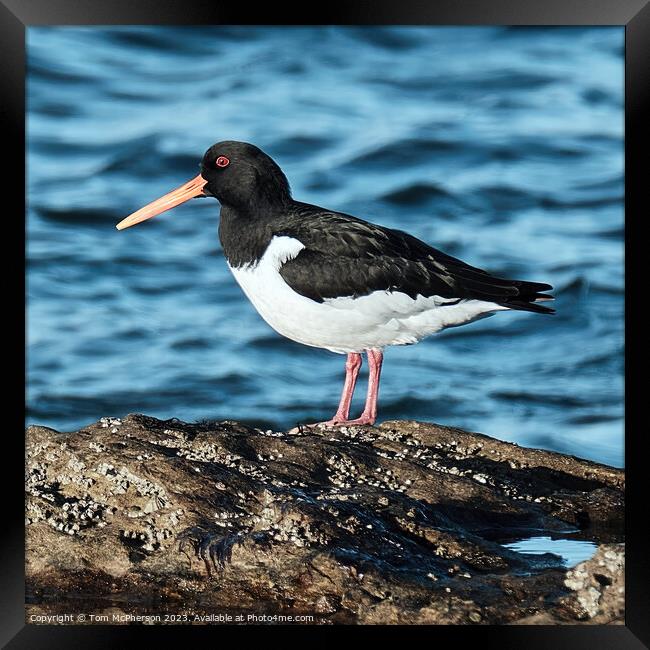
[276,204,554,314]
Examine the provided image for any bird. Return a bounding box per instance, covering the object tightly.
[116,140,554,428]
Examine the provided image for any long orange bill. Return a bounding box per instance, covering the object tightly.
[116,174,208,230]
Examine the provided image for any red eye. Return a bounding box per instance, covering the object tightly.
[215,156,230,168]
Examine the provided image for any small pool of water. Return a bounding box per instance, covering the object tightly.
[503,536,598,567]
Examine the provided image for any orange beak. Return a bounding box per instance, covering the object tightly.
[116,174,208,231]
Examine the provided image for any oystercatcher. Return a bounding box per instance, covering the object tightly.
[117,141,554,427]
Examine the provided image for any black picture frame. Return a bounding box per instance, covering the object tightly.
[6,0,645,646]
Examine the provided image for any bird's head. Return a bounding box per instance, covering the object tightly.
[116,140,291,231]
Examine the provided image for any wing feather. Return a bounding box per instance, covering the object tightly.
[275,205,554,313]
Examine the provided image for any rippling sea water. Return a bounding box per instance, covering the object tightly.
[27,27,624,467]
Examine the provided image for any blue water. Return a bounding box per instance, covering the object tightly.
[503,536,598,568]
[26,27,624,468]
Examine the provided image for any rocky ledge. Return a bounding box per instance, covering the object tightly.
[26,415,624,625]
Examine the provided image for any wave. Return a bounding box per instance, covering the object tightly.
[380,182,455,207]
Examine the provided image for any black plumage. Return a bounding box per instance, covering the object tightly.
[274,204,554,313]
[202,140,553,313]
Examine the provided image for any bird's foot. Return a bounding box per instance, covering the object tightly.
[335,414,376,427]
[289,414,376,434]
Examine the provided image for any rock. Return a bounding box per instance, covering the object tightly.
[514,543,624,625]
[560,543,624,622]
[25,415,624,625]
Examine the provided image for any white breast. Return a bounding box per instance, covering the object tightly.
[228,235,507,354]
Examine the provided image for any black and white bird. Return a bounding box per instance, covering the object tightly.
[117,141,554,427]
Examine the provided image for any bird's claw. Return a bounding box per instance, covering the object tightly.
[289,416,375,434]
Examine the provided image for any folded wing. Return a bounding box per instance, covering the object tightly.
[276,206,555,314]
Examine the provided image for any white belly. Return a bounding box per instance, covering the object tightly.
[228,236,507,354]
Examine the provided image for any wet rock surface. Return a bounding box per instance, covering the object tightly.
[25,415,624,625]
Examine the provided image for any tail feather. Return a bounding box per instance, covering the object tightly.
[431,252,556,314]
[503,297,555,314]
[500,281,555,314]
[461,276,555,314]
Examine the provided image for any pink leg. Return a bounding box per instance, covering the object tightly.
[344,348,383,426]
[293,349,383,432]
[317,353,362,426]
